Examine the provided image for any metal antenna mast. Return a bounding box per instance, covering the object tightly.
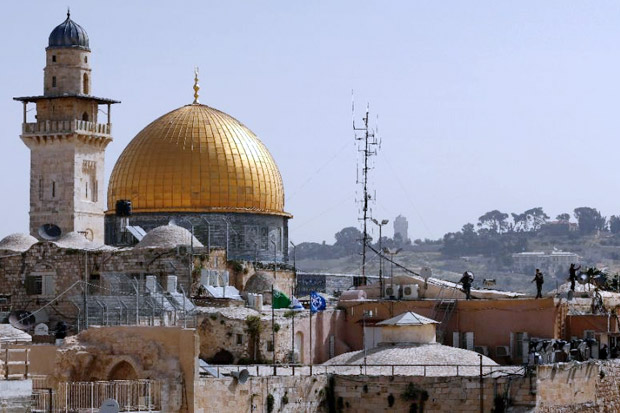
[353,97,379,284]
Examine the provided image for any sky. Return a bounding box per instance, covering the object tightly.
[2,1,620,244]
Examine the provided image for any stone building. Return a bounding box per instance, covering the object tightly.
[14,12,119,245]
[104,83,292,262]
[393,214,409,244]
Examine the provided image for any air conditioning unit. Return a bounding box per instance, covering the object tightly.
[496,346,510,357]
[177,245,190,256]
[474,346,488,356]
[384,285,401,299]
[401,284,419,300]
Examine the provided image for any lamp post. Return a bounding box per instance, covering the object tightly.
[290,241,297,364]
[371,219,389,299]
[270,239,277,374]
[383,247,402,298]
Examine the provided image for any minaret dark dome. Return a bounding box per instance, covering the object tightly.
[48,11,90,50]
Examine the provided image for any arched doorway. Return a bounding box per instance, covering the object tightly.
[82,112,89,121]
[295,331,304,363]
[211,350,234,364]
[107,360,138,380]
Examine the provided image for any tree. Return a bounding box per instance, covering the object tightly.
[334,226,367,254]
[556,213,570,222]
[523,207,549,231]
[574,207,606,234]
[610,216,620,234]
[477,210,510,233]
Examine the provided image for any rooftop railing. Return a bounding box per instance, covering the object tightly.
[22,120,111,136]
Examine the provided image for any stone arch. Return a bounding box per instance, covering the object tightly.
[211,349,234,364]
[107,359,138,380]
[83,73,89,95]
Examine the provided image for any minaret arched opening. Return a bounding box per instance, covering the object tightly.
[83,73,89,95]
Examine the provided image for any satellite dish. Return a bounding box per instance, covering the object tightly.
[420,267,432,280]
[38,224,61,241]
[99,399,119,413]
[578,273,589,285]
[9,310,35,330]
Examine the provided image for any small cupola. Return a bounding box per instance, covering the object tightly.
[47,11,90,50]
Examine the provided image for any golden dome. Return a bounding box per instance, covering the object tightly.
[107,104,289,216]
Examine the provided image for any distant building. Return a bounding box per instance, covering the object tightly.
[393,215,409,244]
[512,250,580,273]
[541,220,578,236]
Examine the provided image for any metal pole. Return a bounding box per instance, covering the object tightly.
[190,225,194,294]
[310,310,313,365]
[479,354,483,413]
[363,313,367,374]
[84,251,88,330]
[378,224,383,299]
[271,284,276,375]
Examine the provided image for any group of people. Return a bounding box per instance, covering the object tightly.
[458,262,583,300]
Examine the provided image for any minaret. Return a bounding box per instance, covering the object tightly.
[14,12,119,244]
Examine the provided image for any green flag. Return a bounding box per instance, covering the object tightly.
[272,289,291,309]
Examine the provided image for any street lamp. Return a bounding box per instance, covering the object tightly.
[383,247,402,298]
[371,218,389,299]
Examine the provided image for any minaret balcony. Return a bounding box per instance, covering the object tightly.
[22,120,111,137]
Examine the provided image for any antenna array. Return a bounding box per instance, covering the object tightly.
[352,94,381,284]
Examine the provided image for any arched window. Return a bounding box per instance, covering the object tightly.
[83,73,89,94]
[82,112,89,121]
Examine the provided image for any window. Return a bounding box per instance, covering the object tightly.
[267,341,274,352]
[84,56,87,63]
[52,76,56,87]
[83,73,89,94]
[38,178,43,200]
[52,181,56,198]
[25,275,55,296]
[52,55,56,62]
[82,112,89,121]
[85,182,88,199]
[236,334,243,345]
[93,180,98,202]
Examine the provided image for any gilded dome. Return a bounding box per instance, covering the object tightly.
[107,104,289,216]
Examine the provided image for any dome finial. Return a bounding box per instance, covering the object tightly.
[193,67,200,104]
[67,7,70,19]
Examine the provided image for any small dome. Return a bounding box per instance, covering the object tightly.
[244,272,274,294]
[136,224,203,249]
[48,12,90,50]
[324,343,498,376]
[0,233,38,252]
[54,232,98,249]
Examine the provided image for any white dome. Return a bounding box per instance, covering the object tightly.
[0,233,38,252]
[136,224,203,249]
[324,343,497,376]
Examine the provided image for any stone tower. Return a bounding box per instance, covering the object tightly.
[14,12,119,244]
[394,215,409,244]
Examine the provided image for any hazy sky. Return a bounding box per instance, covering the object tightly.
[2,1,620,244]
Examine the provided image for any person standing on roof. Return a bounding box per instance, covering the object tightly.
[568,263,581,292]
[532,269,544,299]
[459,271,474,300]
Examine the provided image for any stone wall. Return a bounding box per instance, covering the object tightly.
[536,360,620,412]
[332,374,536,413]
[194,375,328,413]
[196,308,347,365]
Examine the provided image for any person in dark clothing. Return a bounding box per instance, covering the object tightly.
[459,271,474,300]
[569,263,581,292]
[600,344,609,360]
[532,269,544,299]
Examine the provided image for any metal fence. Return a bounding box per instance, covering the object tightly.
[200,363,527,378]
[32,379,161,412]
